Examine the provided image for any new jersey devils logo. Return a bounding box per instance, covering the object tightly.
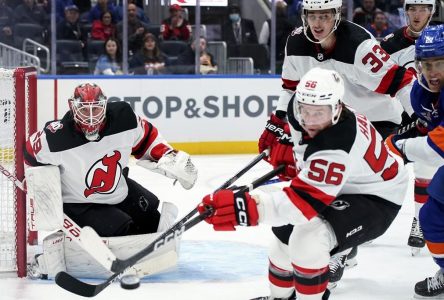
[84,151,122,198]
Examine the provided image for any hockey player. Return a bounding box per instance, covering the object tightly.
[201,68,409,300]
[386,24,444,299]
[380,0,436,255]
[24,83,198,279]
[258,0,415,288]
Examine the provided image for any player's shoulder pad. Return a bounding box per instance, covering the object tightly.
[43,112,88,152]
[102,101,138,135]
[304,109,357,160]
[380,27,413,54]
[286,26,312,56]
[333,21,372,64]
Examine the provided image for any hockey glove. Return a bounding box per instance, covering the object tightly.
[137,150,198,189]
[397,114,429,138]
[198,189,259,231]
[269,124,297,181]
[385,134,410,164]
[258,112,286,160]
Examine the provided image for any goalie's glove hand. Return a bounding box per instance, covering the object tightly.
[269,124,297,181]
[138,150,198,189]
[385,134,410,164]
[198,190,259,231]
[258,113,286,161]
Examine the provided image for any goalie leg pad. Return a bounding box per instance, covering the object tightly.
[31,231,66,279]
[25,166,63,231]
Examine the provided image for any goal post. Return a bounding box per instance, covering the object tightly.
[0,67,37,277]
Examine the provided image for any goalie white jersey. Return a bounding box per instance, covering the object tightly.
[24,101,173,205]
[279,104,409,221]
[277,21,415,123]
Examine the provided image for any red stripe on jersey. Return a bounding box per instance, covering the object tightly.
[132,119,151,159]
[150,144,172,161]
[375,65,414,96]
[283,177,335,220]
[24,140,36,166]
[282,78,299,91]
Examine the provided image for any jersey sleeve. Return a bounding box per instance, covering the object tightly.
[24,130,61,167]
[354,38,415,115]
[131,115,173,161]
[282,149,351,220]
[404,122,444,167]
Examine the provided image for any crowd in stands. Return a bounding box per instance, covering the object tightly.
[0,0,439,75]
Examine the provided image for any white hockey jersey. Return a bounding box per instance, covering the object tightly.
[25,101,172,205]
[259,104,409,225]
[277,21,415,123]
[380,27,417,72]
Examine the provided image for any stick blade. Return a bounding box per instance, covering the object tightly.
[55,271,109,297]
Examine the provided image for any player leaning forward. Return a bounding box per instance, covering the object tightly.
[199,68,409,300]
[24,83,198,279]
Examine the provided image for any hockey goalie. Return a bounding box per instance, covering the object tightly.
[24,83,198,279]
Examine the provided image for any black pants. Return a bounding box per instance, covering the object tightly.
[64,177,160,237]
[272,194,400,255]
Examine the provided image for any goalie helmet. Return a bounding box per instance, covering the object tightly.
[301,0,342,44]
[68,83,107,141]
[294,67,344,126]
[404,0,435,35]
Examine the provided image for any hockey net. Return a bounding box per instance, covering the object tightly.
[0,67,37,277]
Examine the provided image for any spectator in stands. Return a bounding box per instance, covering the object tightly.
[116,2,149,56]
[14,0,49,28]
[160,4,192,42]
[94,37,123,75]
[0,0,15,46]
[129,33,165,75]
[55,0,74,23]
[353,0,382,28]
[116,0,148,24]
[173,36,217,75]
[88,0,117,23]
[221,4,258,47]
[57,4,87,51]
[72,0,90,14]
[259,1,293,64]
[91,11,115,40]
[366,11,392,40]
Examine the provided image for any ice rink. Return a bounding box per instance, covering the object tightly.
[0,154,438,300]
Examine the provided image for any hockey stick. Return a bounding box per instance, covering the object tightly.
[55,164,284,298]
[0,163,117,270]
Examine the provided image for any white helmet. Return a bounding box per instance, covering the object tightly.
[301,0,342,44]
[294,67,344,125]
[404,0,436,34]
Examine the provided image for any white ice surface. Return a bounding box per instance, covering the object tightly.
[0,154,437,300]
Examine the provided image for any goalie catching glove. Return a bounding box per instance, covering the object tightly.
[137,150,198,189]
[198,190,259,231]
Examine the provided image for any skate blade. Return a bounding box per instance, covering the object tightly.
[327,282,337,290]
[411,247,421,256]
[345,257,358,269]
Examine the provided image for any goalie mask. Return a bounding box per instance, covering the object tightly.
[404,0,435,35]
[294,67,344,137]
[69,83,107,141]
[415,24,444,92]
[301,0,342,44]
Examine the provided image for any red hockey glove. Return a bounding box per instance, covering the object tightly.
[385,134,410,164]
[258,113,286,159]
[198,190,259,231]
[270,124,297,181]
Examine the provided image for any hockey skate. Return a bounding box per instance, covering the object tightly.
[27,254,48,280]
[414,270,444,298]
[344,246,358,269]
[409,217,425,256]
[328,253,347,289]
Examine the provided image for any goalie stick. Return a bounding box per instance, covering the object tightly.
[55,160,281,297]
[0,163,117,271]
